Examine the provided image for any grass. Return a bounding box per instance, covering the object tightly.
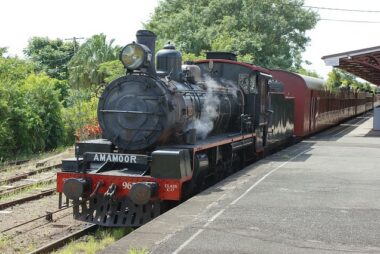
[54,227,134,254]
[0,234,38,254]
[128,248,148,254]
[0,235,12,252]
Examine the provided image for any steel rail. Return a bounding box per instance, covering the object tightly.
[1,206,72,233]
[0,178,56,196]
[0,159,30,167]
[0,163,61,185]
[28,224,98,254]
[0,188,56,210]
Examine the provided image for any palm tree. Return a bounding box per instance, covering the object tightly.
[68,34,118,89]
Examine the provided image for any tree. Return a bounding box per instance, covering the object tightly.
[0,80,16,159]
[24,37,75,80]
[297,68,322,78]
[326,68,375,92]
[97,60,125,85]
[21,73,65,150]
[0,47,7,57]
[68,34,119,89]
[0,55,65,159]
[0,56,35,83]
[146,0,318,70]
[0,56,35,158]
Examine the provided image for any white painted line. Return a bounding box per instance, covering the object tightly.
[172,209,225,254]
[172,147,311,254]
[230,148,310,205]
[205,194,226,210]
[172,228,204,254]
[204,209,225,227]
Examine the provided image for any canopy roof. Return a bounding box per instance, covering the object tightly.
[322,46,380,86]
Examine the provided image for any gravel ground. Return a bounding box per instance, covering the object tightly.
[0,194,87,254]
[0,171,57,192]
[0,148,86,254]
[0,149,74,180]
[0,183,55,204]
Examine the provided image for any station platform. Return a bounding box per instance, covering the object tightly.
[101,113,380,254]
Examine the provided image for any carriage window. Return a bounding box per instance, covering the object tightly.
[250,75,258,94]
[238,73,257,94]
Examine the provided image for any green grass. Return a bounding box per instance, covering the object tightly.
[128,248,148,254]
[54,227,134,254]
[0,235,12,252]
[0,234,38,254]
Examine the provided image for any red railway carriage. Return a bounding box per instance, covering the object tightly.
[270,70,375,137]
[270,70,320,136]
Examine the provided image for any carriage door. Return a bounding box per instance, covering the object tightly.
[255,74,270,150]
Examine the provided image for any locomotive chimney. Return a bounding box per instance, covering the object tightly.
[136,30,157,74]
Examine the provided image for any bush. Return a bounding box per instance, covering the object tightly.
[0,71,65,160]
[21,73,65,151]
[63,90,100,144]
[0,82,16,159]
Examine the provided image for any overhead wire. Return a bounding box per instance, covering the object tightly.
[319,18,380,24]
[303,5,380,13]
[303,5,380,24]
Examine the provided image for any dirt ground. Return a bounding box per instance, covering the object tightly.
[0,148,87,254]
[0,194,87,254]
[0,149,74,181]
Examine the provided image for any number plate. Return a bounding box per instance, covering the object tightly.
[84,152,148,164]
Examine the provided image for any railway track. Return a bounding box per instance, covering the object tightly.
[28,224,98,254]
[1,206,72,233]
[0,159,30,168]
[0,201,94,253]
[0,188,56,209]
[0,163,61,185]
[0,177,55,196]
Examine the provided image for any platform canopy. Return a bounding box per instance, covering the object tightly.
[322,46,380,86]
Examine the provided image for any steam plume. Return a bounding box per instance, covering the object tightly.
[187,76,222,139]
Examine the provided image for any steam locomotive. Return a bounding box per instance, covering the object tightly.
[57,30,377,227]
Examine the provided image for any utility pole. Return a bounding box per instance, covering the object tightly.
[65,37,85,54]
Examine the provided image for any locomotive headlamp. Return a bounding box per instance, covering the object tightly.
[120,42,152,70]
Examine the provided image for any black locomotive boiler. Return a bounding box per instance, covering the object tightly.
[56,30,295,227]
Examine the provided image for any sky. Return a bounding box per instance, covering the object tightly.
[303,0,380,76]
[1,0,379,78]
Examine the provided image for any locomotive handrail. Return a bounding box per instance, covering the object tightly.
[100,109,162,115]
[180,90,232,95]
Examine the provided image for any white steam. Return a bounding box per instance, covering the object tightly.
[221,78,240,99]
[187,77,227,139]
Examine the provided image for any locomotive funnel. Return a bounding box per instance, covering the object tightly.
[136,30,157,74]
